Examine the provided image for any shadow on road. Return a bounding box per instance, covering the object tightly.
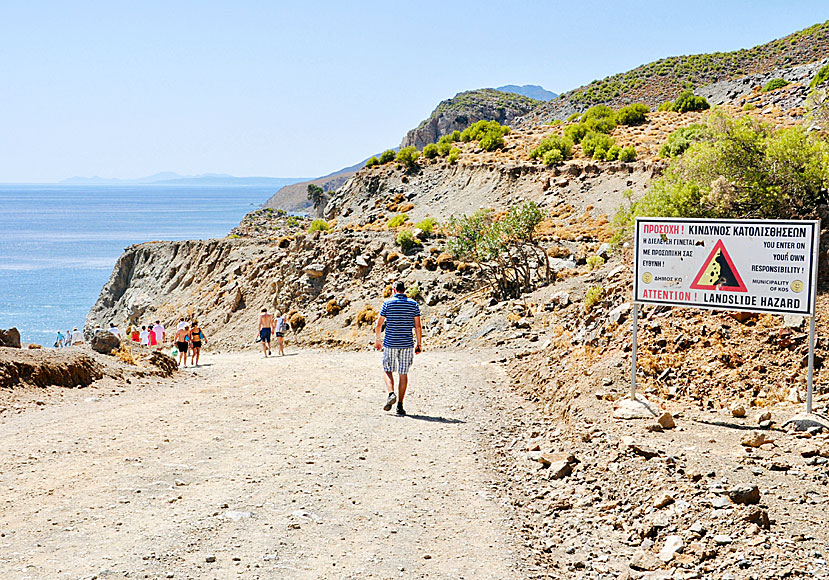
[693,418,778,432]
[405,414,466,424]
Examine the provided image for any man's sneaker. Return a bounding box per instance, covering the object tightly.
[383,392,397,411]
[396,402,406,417]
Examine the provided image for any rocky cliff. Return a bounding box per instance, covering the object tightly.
[400,89,541,149]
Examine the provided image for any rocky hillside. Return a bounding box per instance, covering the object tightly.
[497,84,558,101]
[400,88,542,149]
[522,20,829,125]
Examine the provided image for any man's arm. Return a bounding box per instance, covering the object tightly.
[374,315,385,350]
[414,316,422,353]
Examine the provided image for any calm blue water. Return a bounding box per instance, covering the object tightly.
[0,184,277,347]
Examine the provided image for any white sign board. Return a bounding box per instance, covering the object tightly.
[634,218,819,316]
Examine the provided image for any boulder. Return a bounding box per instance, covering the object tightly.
[303,263,327,278]
[91,331,120,355]
[0,327,21,348]
[658,535,684,563]
[614,397,660,419]
[731,404,747,418]
[728,484,760,505]
[436,253,456,271]
[740,430,774,448]
[657,412,675,429]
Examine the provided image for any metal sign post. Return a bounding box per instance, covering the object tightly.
[630,304,638,399]
[807,314,816,415]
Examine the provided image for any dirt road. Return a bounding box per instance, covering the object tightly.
[0,349,525,579]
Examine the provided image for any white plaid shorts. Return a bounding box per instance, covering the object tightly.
[383,347,415,374]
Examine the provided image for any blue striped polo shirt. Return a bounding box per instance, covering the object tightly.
[380,293,421,348]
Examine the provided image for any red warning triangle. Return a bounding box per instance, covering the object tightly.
[690,239,747,292]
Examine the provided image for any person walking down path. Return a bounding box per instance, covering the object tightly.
[189,321,206,366]
[54,331,65,348]
[374,281,422,417]
[258,308,274,357]
[153,321,165,350]
[71,327,84,346]
[273,311,289,356]
[108,323,121,339]
[175,325,190,368]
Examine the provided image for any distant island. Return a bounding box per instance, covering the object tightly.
[59,172,310,188]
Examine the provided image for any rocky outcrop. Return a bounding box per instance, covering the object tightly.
[0,328,21,348]
[401,89,541,149]
[91,331,120,354]
[0,348,103,388]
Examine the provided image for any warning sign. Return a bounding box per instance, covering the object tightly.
[634,218,819,315]
[689,240,747,292]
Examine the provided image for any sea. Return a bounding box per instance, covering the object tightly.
[0,183,291,347]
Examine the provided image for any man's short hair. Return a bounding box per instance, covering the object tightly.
[262,308,267,312]
[394,281,406,293]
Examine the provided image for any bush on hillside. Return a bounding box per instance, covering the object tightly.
[662,90,710,113]
[580,104,617,133]
[396,229,421,252]
[415,217,437,234]
[616,103,649,125]
[762,78,789,92]
[658,124,710,158]
[566,112,582,122]
[387,213,409,228]
[365,156,380,168]
[618,145,637,162]
[564,123,589,144]
[447,147,461,164]
[379,149,397,164]
[396,146,420,169]
[460,120,510,151]
[307,219,330,233]
[809,64,829,88]
[581,131,616,160]
[422,143,439,159]
[616,110,829,227]
[529,134,572,165]
[445,202,549,299]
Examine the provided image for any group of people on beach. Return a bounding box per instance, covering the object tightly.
[257,308,290,357]
[54,327,85,347]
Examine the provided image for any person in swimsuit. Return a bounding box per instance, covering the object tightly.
[258,308,274,357]
[149,324,158,347]
[175,325,190,368]
[190,321,206,366]
[273,310,289,356]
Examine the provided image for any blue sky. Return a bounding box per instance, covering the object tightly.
[0,1,826,182]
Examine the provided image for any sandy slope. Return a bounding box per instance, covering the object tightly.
[0,349,524,580]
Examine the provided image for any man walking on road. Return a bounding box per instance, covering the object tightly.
[375,281,422,416]
[259,308,274,357]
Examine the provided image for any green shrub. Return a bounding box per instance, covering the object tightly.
[396,229,421,252]
[379,149,396,164]
[762,78,789,92]
[581,105,617,133]
[743,102,757,111]
[529,134,572,164]
[365,156,380,168]
[387,213,409,228]
[396,146,420,169]
[308,219,330,233]
[448,147,461,164]
[809,64,829,88]
[618,145,637,162]
[658,124,709,158]
[422,143,439,159]
[460,120,510,151]
[616,110,829,228]
[671,90,710,113]
[584,285,605,313]
[407,283,420,299]
[616,103,649,125]
[566,112,582,122]
[437,139,453,156]
[657,101,674,112]
[586,255,605,270]
[415,217,437,233]
[564,123,588,144]
[543,149,564,166]
[581,131,616,159]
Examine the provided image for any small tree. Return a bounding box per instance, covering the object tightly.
[306,184,327,214]
[396,146,420,169]
[446,202,550,299]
